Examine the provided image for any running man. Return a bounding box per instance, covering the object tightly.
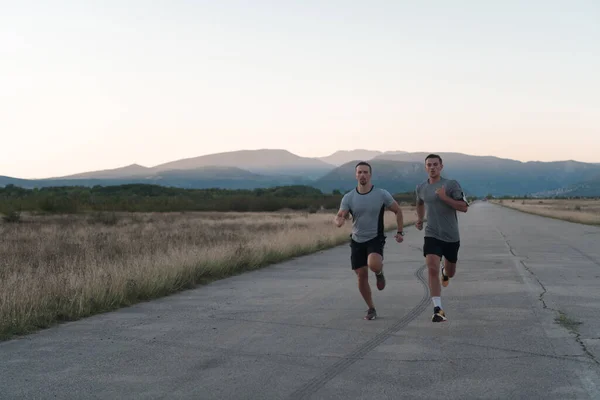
[415,154,469,322]
[334,161,405,320]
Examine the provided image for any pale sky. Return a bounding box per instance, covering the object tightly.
[2,0,599,179]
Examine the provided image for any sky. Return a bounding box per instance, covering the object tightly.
[2,0,599,179]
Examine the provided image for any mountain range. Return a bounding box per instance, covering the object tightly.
[2,149,600,197]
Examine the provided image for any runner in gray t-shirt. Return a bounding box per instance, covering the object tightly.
[335,161,405,321]
[415,154,469,323]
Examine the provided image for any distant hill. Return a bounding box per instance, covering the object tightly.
[0,176,38,189]
[2,149,600,197]
[317,149,411,166]
[151,149,333,179]
[532,175,600,197]
[317,150,383,166]
[313,159,426,194]
[56,164,151,179]
[146,166,313,189]
[373,152,600,196]
[0,167,312,191]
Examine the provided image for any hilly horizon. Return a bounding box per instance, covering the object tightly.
[54,163,152,179]
[56,149,334,179]
[532,174,600,197]
[151,149,333,179]
[1,166,313,191]
[317,150,384,166]
[313,159,426,194]
[2,149,600,197]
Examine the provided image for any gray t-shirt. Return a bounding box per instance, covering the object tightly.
[340,186,395,243]
[415,177,467,243]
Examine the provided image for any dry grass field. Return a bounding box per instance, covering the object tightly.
[0,208,416,339]
[491,198,600,226]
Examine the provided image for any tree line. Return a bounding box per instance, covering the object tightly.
[0,184,417,216]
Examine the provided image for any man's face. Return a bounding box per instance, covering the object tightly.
[355,165,371,185]
[425,157,443,177]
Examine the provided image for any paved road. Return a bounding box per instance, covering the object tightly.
[1,202,599,399]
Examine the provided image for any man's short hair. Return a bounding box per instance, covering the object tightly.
[425,153,442,164]
[355,161,372,173]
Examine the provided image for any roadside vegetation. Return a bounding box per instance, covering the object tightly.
[489,197,600,226]
[0,183,417,340]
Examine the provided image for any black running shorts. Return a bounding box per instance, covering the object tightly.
[350,235,385,270]
[423,236,460,263]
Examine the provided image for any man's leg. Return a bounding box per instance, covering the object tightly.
[354,267,374,307]
[351,241,376,320]
[426,254,442,298]
[423,237,447,322]
[367,253,383,273]
[367,236,386,290]
[441,241,460,287]
[442,260,456,278]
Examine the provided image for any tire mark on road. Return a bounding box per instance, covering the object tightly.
[566,244,600,267]
[288,263,429,400]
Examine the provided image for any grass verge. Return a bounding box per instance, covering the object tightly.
[489,199,600,226]
[0,208,416,340]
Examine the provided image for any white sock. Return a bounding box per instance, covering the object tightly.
[432,297,442,309]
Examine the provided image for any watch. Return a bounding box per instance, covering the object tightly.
[397,231,405,236]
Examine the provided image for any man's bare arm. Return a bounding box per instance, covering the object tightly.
[334,209,349,227]
[387,201,404,232]
[416,201,425,230]
[416,202,425,220]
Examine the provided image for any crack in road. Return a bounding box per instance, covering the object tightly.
[520,260,600,367]
[387,333,595,365]
[519,260,550,309]
[496,226,600,367]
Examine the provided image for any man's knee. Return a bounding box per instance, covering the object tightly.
[426,255,441,274]
[355,267,368,281]
[367,253,383,270]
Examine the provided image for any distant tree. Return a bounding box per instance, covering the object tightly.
[0,183,357,213]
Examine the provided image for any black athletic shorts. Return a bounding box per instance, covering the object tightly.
[350,235,385,270]
[423,236,460,263]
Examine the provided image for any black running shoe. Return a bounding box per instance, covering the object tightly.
[376,271,386,290]
[365,308,377,320]
[432,306,447,322]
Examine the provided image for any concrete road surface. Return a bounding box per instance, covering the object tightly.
[1,202,600,399]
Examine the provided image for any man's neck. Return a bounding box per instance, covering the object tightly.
[428,176,441,184]
[357,183,373,194]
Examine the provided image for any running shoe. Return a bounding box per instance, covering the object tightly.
[365,308,377,320]
[432,306,447,322]
[376,270,386,290]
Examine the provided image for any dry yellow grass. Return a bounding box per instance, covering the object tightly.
[491,198,600,225]
[0,208,416,339]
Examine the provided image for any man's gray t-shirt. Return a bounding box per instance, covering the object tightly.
[340,186,395,243]
[415,177,468,243]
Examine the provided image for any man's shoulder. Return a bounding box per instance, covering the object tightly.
[374,186,392,195]
[374,187,395,203]
[442,177,461,187]
[416,179,429,190]
[342,189,356,201]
